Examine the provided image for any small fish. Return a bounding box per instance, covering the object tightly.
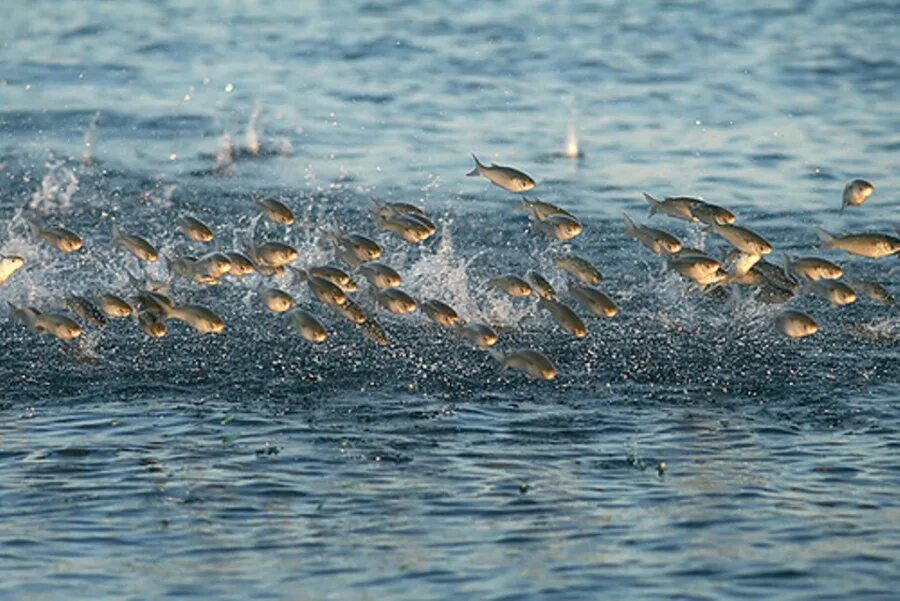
[225,252,256,276]
[467,154,535,193]
[841,179,874,212]
[708,223,772,256]
[133,291,175,317]
[538,298,587,338]
[178,216,214,242]
[137,311,167,338]
[782,254,843,281]
[289,309,327,343]
[0,255,26,286]
[817,229,899,259]
[309,266,358,292]
[370,199,428,220]
[292,268,348,306]
[553,255,602,285]
[248,241,299,267]
[526,271,555,300]
[726,252,762,278]
[519,197,577,222]
[165,304,225,334]
[26,219,83,253]
[373,287,417,314]
[643,193,698,222]
[358,262,402,289]
[375,213,434,244]
[360,318,390,345]
[333,297,368,324]
[192,252,233,279]
[254,196,295,225]
[112,225,158,262]
[261,287,295,313]
[690,201,736,225]
[489,348,557,380]
[567,285,619,318]
[753,260,799,291]
[97,294,132,318]
[775,310,819,339]
[805,280,857,306]
[421,299,459,327]
[33,312,83,341]
[623,213,682,255]
[457,322,498,348]
[668,256,728,286]
[849,280,894,305]
[489,275,533,298]
[65,295,107,329]
[326,226,381,266]
[532,214,583,241]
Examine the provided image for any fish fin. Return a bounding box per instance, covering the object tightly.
[487,348,505,364]
[622,213,637,238]
[643,193,660,217]
[781,252,794,280]
[466,153,483,177]
[816,228,836,249]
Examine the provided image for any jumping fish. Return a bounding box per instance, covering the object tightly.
[708,223,772,256]
[113,225,158,262]
[254,196,295,225]
[421,299,459,327]
[457,322,498,348]
[841,179,874,212]
[849,280,894,305]
[0,255,26,286]
[489,348,557,380]
[553,255,602,285]
[26,219,83,253]
[178,216,214,242]
[532,214,583,241]
[642,193,697,222]
[526,271,556,300]
[489,275,533,298]
[358,262,402,289]
[261,287,295,313]
[775,310,819,339]
[225,251,256,276]
[519,197,577,222]
[97,294,132,318]
[467,154,535,193]
[782,254,843,281]
[373,287,417,314]
[567,284,619,318]
[805,280,857,306]
[164,304,225,334]
[691,201,736,225]
[65,295,107,329]
[289,309,327,342]
[309,266,358,292]
[538,298,587,338]
[623,213,682,255]
[817,229,899,259]
[333,297,368,324]
[375,213,434,244]
[292,268,348,306]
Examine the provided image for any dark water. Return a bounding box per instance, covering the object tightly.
[2,0,899,599]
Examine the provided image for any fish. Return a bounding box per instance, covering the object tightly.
[112,225,158,262]
[254,196,295,225]
[192,252,233,279]
[538,298,587,338]
[373,287,417,314]
[708,223,773,255]
[178,216,214,242]
[623,213,682,255]
[817,229,899,259]
[133,291,175,317]
[673,247,714,260]
[849,280,894,305]
[225,252,256,276]
[690,201,736,225]
[375,213,434,243]
[326,226,381,266]
[136,311,167,338]
[567,284,619,318]
[359,318,390,345]
[164,304,225,334]
[804,280,857,306]
[532,214,583,241]
[519,197,577,222]
[726,252,762,279]
[333,297,368,324]
[309,266,358,292]
[248,241,299,267]
[467,154,535,193]
[489,275,533,298]
[457,322,498,348]
[489,348,557,380]
[358,262,402,289]
[526,271,556,300]
[841,179,874,212]
[775,310,819,339]
[261,287,295,313]
[65,295,107,329]
[26,219,83,253]
[291,268,348,306]
[289,310,327,343]
[421,299,459,327]
[370,199,428,220]
[7,302,41,331]
[553,255,602,285]
[97,294,132,318]
[753,259,799,291]
[782,254,843,281]
[668,256,728,286]
[642,193,698,222]
[0,255,26,286]
[33,312,83,340]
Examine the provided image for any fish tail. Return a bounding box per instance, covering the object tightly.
[622,213,637,238]
[466,153,483,177]
[781,252,794,279]
[643,192,660,217]
[289,266,308,286]
[486,347,504,364]
[816,228,836,249]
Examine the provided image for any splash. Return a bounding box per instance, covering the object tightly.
[81,112,100,166]
[28,157,79,214]
[245,105,262,156]
[564,121,581,159]
[213,132,237,177]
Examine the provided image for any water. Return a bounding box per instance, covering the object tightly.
[1,0,899,598]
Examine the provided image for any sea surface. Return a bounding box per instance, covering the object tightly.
[1,0,899,599]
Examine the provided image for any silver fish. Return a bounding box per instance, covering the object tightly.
[532,214,583,241]
[327,226,381,266]
[164,304,225,334]
[467,154,535,193]
[623,213,682,255]
[225,251,256,276]
[553,255,602,285]
[358,262,403,289]
[137,311,167,338]
[65,295,107,329]
[643,193,698,222]
[775,310,819,339]
[805,280,857,306]
[261,287,295,313]
[178,216,214,242]
[849,280,894,305]
[333,297,368,324]
[668,256,728,286]
[292,268,348,306]
[841,179,874,212]
[360,318,390,345]
[708,223,772,256]
[691,201,735,225]
[113,225,158,262]
[26,219,83,253]
[375,213,433,244]
[33,312,83,341]
[97,294,132,318]
[519,197,577,222]
[526,271,555,300]
[289,309,327,343]
[567,285,619,318]
[373,287,417,315]
[309,266,358,292]
[248,241,299,267]
[782,254,843,281]
[421,299,459,327]
[489,348,557,380]
[457,322,498,348]
[254,196,295,225]
[0,255,26,286]
[817,229,899,259]
[489,275,533,298]
[538,298,587,338]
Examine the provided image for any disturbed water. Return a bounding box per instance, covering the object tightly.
[2,0,899,599]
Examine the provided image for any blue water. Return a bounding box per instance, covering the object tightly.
[2,0,899,599]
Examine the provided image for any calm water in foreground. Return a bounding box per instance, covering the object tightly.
[1,0,898,599]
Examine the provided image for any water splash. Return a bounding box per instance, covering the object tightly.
[28,157,79,214]
[81,112,100,167]
[245,105,262,157]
